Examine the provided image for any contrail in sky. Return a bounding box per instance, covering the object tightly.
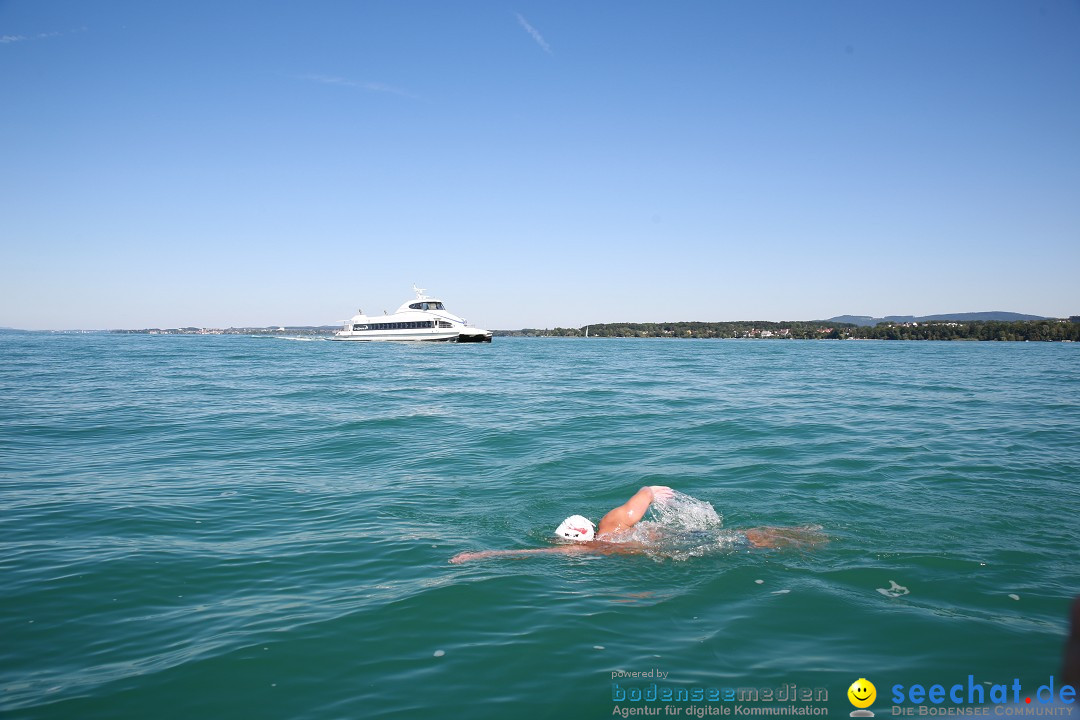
[516,13,551,54]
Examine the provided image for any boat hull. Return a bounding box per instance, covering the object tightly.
[331,331,458,342]
[456,331,493,343]
[331,330,492,342]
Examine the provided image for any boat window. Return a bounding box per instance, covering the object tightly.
[409,303,421,309]
[363,321,436,331]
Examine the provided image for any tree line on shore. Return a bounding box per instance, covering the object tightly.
[497,318,1080,342]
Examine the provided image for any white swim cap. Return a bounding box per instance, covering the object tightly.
[555,515,595,542]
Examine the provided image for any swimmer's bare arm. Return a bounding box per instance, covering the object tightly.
[450,545,593,564]
[450,542,647,564]
[596,485,672,536]
[743,525,827,549]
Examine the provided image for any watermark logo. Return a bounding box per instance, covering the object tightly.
[849,678,877,717]
[889,675,1076,714]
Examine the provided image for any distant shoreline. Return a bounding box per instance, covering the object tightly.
[501,318,1080,342]
[5,317,1078,342]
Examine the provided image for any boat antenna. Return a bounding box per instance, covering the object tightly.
[413,284,427,299]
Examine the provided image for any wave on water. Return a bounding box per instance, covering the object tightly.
[2,335,1076,717]
[243,335,328,341]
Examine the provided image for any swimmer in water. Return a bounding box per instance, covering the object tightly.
[450,485,825,563]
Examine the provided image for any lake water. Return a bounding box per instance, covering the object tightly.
[1,334,1078,718]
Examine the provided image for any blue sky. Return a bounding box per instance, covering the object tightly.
[2,1,1078,330]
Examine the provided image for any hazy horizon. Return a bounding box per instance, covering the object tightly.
[0,310,1066,333]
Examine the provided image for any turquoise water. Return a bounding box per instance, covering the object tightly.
[1,334,1078,719]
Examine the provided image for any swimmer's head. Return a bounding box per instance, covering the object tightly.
[555,515,595,542]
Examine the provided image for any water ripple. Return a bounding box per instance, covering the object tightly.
[1,335,1077,717]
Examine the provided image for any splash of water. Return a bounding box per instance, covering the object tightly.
[646,489,723,531]
[617,490,737,561]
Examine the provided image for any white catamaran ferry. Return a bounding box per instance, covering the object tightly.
[333,287,492,343]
